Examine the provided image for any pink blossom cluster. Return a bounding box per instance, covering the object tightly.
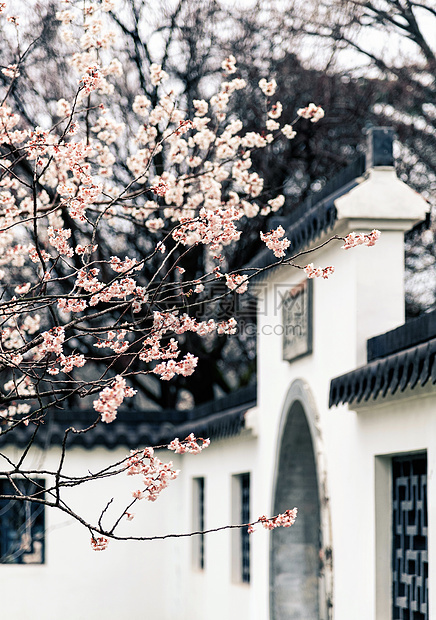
[91,536,109,551]
[248,508,298,533]
[341,229,381,249]
[126,447,155,474]
[25,127,50,159]
[304,264,335,279]
[75,268,103,295]
[2,64,20,79]
[138,336,179,363]
[75,267,144,308]
[109,256,141,273]
[47,226,74,258]
[281,124,297,139]
[15,282,31,295]
[91,115,124,145]
[94,329,130,354]
[56,98,71,117]
[264,197,285,216]
[1,325,22,352]
[68,183,102,221]
[168,433,211,454]
[41,326,66,355]
[19,314,41,336]
[151,311,239,342]
[53,140,94,182]
[47,353,86,376]
[150,63,169,86]
[153,311,204,336]
[0,105,28,146]
[75,244,97,255]
[217,318,238,335]
[221,55,237,74]
[132,94,151,116]
[133,314,237,373]
[57,298,87,313]
[267,104,281,122]
[145,217,164,232]
[93,375,137,423]
[79,65,104,94]
[126,448,179,502]
[60,354,86,373]
[153,353,198,380]
[259,78,277,97]
[89,277,137,306]
[260,226,291,258]
[173,205,244,250]
[297,103,325,123]
[28,246,50,264]
[105,66,305,249]
[193,99,208,117]
[225,273,249,294]
[152,181,169,196]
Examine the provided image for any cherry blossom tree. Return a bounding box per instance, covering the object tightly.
[0,1,395,409]
[4,0,430,408]
[0,0,379,549]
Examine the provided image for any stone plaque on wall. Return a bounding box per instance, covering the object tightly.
[282,279,313,362]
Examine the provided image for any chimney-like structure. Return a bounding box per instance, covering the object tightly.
[335,126,427,223]
[366,126,395,169]
[332,126,428,364]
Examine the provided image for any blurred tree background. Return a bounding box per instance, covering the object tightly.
[1,0,434,407]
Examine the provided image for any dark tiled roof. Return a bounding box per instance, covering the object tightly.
[158,402,251,445]
[330,312,436,407]
[0,385,257,449]
[367,309,436,361]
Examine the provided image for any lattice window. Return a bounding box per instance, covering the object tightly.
[0,478,45,564]
[392,455,428,619]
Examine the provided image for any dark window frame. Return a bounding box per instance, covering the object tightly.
[192,477,205,570]
[0,478,45,564]
[232,472,250,584]
[240,473,250,583]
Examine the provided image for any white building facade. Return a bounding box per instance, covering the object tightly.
[0,128,433,619]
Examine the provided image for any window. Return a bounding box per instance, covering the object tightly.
[0,478,45,564]
[392,455,428,619]
[192,477,205,570]
[232,472,250,583]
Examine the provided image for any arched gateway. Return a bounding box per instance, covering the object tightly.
[270,380,333,620]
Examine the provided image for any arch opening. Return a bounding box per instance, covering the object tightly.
[270,399,321,620]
